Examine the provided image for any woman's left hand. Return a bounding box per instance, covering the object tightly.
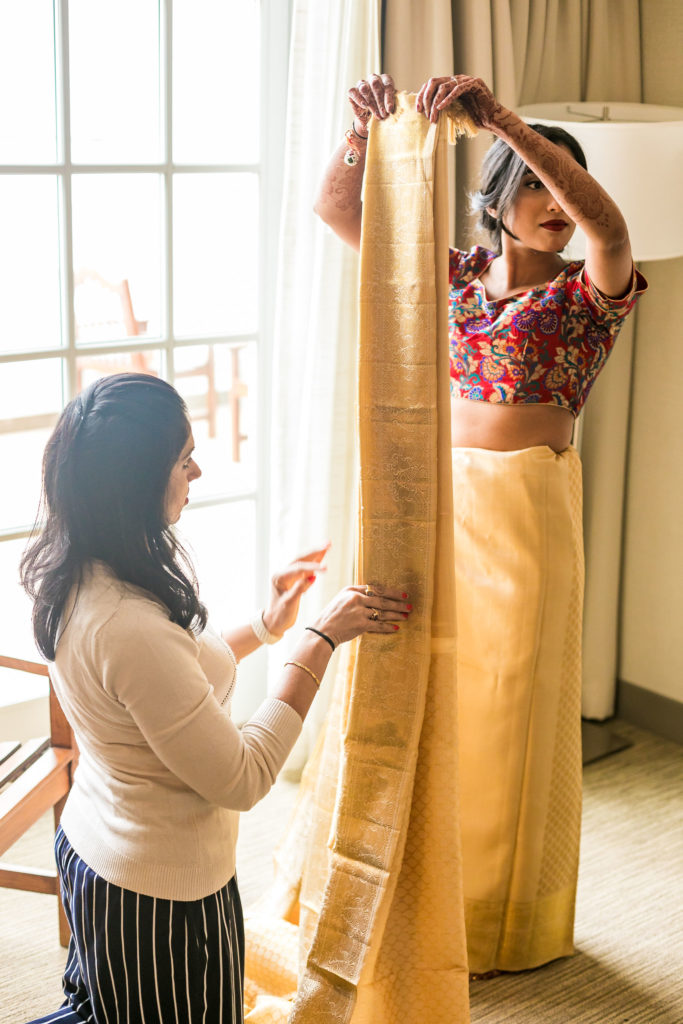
[416,74,504,129]
[262,544,330,637]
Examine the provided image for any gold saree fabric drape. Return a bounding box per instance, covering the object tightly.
[243,93,470,1023]
[452,445,584,972]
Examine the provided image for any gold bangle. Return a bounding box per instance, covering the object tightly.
[285,660,321,689]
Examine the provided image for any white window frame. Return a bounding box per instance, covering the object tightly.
[0,0,291,711]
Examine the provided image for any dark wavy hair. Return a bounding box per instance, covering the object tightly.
[21,372,207,660]
[471,124,587,253]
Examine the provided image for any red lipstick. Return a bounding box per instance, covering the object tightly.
[540,220,568,232]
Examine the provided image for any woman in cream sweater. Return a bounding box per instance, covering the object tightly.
[21,372,411,1023]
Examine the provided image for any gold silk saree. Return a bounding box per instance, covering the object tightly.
[243,93,471,1023]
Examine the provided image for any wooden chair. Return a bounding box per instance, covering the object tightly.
[0,656,77,947]
[73,269,224,443]
[227,344,248,460]
[176,343,249,450]
[175,344,218,439]
[73,269,154,393]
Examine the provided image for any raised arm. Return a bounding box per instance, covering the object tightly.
[419,75,634,298]
[313,73,397,253]
[222,544,330,661]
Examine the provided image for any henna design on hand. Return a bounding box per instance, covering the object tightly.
[348,73,396,123]
[440,77,515,131]
[459,85,504,129]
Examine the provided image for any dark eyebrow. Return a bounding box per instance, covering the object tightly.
[182,445,195,460]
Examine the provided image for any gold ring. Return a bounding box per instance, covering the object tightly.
[370,609,380,621]
[365,585,374,597]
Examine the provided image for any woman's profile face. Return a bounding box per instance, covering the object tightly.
[504,144,578,253]
[165,432,202,524]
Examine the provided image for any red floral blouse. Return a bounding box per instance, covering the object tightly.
[449,246,648,415]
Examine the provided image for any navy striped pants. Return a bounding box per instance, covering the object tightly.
[26,826,245,1024]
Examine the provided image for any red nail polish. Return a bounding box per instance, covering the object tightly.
[308,575,316,583]
[393,624,399,631]
[402,593,408,599]
[401,612,409,618]
[406,604,412,611]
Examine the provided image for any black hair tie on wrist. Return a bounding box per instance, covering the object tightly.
[305,626,336,652]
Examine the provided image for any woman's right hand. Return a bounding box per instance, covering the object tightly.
[348,73,397,130]
[312,584,412,646]
[277,585,412,721]
[313,74,397,252]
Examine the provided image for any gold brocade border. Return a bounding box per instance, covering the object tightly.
[465,887,577,972]
[289,93,470,1024]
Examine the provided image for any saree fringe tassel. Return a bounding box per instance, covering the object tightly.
[244,93,470,1023]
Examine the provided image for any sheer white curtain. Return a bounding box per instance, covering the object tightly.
[266,1,380,760]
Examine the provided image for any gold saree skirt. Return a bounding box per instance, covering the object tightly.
[452,444,584,973]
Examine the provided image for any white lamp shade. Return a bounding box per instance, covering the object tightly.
[516,102,683,262]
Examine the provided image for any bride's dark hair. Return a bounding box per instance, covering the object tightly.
[21,372,207,660]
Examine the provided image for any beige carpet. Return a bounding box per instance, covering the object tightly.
[1,719,681,1023]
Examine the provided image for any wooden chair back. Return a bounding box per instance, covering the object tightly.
[0,655,76,947]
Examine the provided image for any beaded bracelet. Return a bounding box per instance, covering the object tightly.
[343,121,369,166]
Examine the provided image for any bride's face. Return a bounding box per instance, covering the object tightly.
[503,145,578,254]
[164,432,201,524]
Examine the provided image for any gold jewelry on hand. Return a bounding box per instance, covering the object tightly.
[364,585,375,597]
[370,609,380,621]
[285,661,321,689]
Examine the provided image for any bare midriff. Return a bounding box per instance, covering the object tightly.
[450,397,575,454]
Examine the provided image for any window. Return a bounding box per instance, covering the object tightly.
[0,1,288,719]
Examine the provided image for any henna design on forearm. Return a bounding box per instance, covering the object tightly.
[437,75,623,248]
[497,116,622,239]
[473,95,516,133]
[317,144,366,214]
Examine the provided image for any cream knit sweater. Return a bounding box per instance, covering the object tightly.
[51,561,302,901]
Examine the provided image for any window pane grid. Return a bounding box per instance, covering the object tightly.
[0,333,259,363]
[0,0,265,548]
[0,165,260,174]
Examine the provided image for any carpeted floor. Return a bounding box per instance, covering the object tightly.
[1,718,681,1023]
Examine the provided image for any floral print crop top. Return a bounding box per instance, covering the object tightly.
[449,246,648,415]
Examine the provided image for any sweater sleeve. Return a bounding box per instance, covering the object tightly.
[96,601,303,811]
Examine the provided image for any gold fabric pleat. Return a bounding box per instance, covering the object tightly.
[244,93,470,1023]
[452,444,584,973]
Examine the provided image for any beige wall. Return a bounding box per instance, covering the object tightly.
[619,0,683,701]
[621,261,683,702]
